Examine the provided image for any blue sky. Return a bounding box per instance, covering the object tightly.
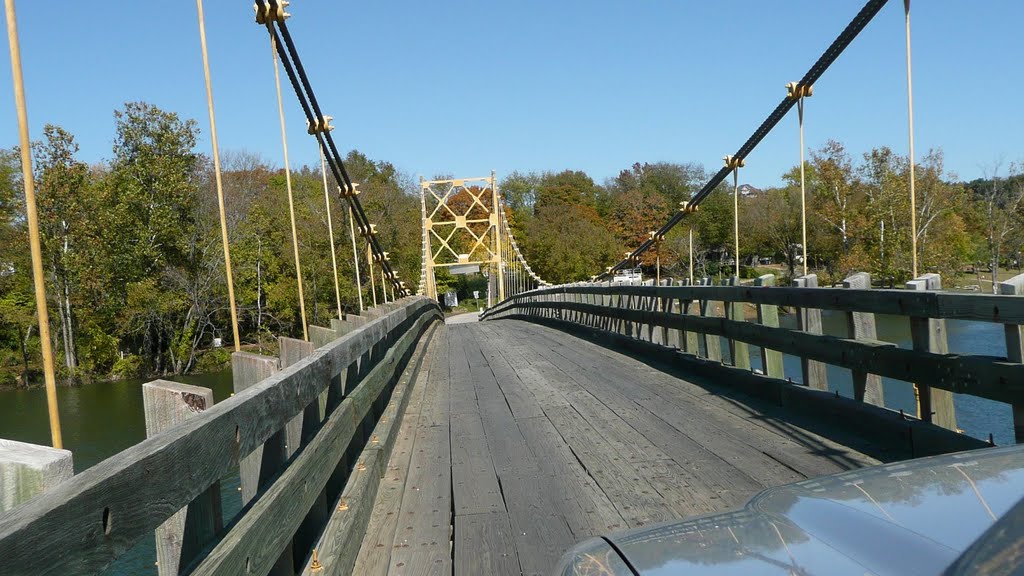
[0,1,1020,188]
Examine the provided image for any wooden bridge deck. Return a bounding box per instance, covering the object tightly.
[352,318,882,575]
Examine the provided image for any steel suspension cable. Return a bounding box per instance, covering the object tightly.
[257,2,406,296]
[347,205,364,313]
[4,0,63,447]
[597,0,890,279]
[320,144,342,318]
[271,33,308,340]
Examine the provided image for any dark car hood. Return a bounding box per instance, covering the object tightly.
[556,444,1024,576]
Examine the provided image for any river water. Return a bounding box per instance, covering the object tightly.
[0,316,1015,573]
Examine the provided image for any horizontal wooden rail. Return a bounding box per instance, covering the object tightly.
[493,283,1024,324]
[493,300,1024,405]
[482,276,1024,445]
[0,296,442,576]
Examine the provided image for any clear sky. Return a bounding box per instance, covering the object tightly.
[0,1,1020,188]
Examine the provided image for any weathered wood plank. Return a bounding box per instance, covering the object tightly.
[906,274,957,431]
[792,274,828,390]
[143,381,221,576]
[486,281,1024,324]
[0,440,72,513]
[454,512,519,576]
[754,274,784,378]
[999,273,1024,443]
[192,309,438,576]
[450,412,505,516]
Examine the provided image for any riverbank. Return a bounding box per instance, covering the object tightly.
[0,340,278,392]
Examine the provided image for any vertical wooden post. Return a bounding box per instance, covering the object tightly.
[231,352,293,575]
[278,338,331,572]
[754,274,784,378]
[0,439,72,513]
[842,272,883,406]
[998,273,1024,443]
[698,278,722,362]
[906,274,956,430]
[792,274,828,390]
[143,381,220,576]
[725,277,750,370]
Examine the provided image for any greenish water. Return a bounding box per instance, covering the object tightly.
[0,370,240,575]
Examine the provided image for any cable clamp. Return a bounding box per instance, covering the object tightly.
[307,115,334,134]
[785,81,814,99]
[678,201,698,214]
[723,155,746,170]
[340,182,360,198]
[649,230,664,242]
[254,1,290,25]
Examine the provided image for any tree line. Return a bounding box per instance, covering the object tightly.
[0,102,420,387]
[501,143,1024,292]
[2,100,1020,388]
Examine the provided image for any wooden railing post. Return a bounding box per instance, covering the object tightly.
[842,272,883,406]
[754,274,784,378]
[143,381,220,576]
[999,273,1024,443]
[906,274,956,430]
[231,351,294,576]
[698,278,722,362]
[725,276,751,370]
[0,439,72,513]
[791,274,828,390]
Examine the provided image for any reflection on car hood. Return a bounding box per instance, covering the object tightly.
[556,444,1024,576]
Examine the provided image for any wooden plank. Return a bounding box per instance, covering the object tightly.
[754,274,784,378]
[143,381,221,576]
[906,274,957,431]
[192,311,436,576]
[698,277,721,362]
[387,423,452,575]
[350,362,430,575]
[521,322,849,484]
[999,274,1024,443]
[485,281,1024,324]
[306,322,439,576]
[450,412,505,516]
[496,471,576,576]
[454,513,519,576]
[0,440,72,513]
[309,325,339,348]
[544,404,678,528]
[843,272,884,406]
[513,417,627,537]
[792,274,828,390]
[725,276,751,370]
[232,352,283,507]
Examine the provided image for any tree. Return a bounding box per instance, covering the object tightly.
[33,125,89,377]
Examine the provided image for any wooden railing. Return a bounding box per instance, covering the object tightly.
[482,273,1024,450]
[0,296,442,576]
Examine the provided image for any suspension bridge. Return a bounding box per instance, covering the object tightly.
[1,1,1023,575]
